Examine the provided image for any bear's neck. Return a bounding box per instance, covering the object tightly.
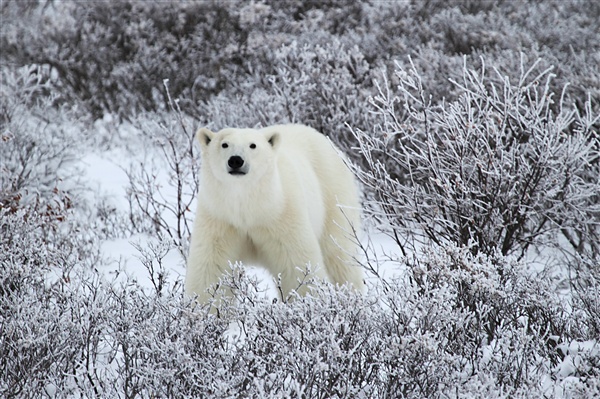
[201,170,285,229]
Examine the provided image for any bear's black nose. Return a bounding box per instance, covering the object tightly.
[228,155,244,170]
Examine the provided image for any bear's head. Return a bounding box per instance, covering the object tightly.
[197,127,280,183]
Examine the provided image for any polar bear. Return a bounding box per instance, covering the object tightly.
[185,124,364,303]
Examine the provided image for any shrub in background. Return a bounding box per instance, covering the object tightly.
[4,0,598,123]
[352,57,600,265]
[1,0,252,119]
[0,66,82,216]
[200,38,376,160]
[126,81,200,256]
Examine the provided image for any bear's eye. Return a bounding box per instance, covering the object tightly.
[221,143,228,149]
[249,143,256,149]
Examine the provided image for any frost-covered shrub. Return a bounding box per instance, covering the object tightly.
[370,1,600,118]
[1,0,253,118]
[353,57,600,261]
[405,245,567,382]
[126,82,199,255]
[0,209,102,398]
[0,66,85,231]
[2,234,596,398]
[200,38,375,156]
[95,276,230,398]
[0,210,221,398]
[570,275,600,341]
[223,283,386,398]
[4,0,598,130]
[268,39,374,153]
[5,0,376,122]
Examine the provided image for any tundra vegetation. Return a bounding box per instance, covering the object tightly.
[1,1,599,397]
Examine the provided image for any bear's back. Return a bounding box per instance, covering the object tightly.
[260,124,360,228]
[260,124,345,172]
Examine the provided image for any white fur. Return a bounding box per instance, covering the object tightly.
[185,124,364,302]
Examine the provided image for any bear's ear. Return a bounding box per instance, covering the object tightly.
[266,132,280,149]
[196,128,214,148]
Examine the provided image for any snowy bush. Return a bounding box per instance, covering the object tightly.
[1,66,76,212]
[352,57,600,264]
[4,230,598,398]
[200,38,375,159]
[0,206,104,397]
[4,0,599,121]
[125,82,199,256]
[1,0,254,119]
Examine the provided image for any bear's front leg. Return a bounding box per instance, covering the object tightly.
[185,213,247,304]
[252,225,328,300]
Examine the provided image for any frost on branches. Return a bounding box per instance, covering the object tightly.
[352,56,600,268]
[3,221,599,398]
[2,1,600,397]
